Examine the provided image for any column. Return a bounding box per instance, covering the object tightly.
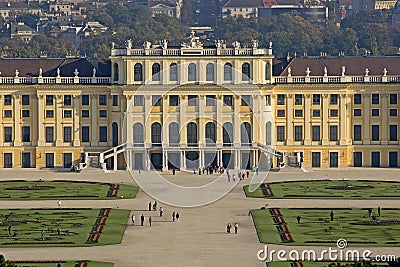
[55,95,62,146]
[179,95,186,146]
[199,150,203,169]
[198,95,205,146]
[113,150,117,171]
[216,95,222,146]
[252,95,259,144]
[381,93,388,144]
[38,95,45,146]
[91,95,98,146]
[199,60,206,83]
[162,95,168,146]
[182,151,186,169]
[73,95,80,146]
[304,94,311,145]
[125,96,133,145]
[179,60,185,85]
[145,149,150,170]
[144,95,151,146]
[32,95,38,146]
[14,95,21,146]
[286,94,293,145]
[339,94,347,145]
[322,94,329,145]
[345,95,352,144]
[362,94,370,144]
[0,96,3,144]
[233,95,241,146]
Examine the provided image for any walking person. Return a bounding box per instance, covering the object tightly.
[57,199,62,208]
[226,223,232,233]
[330,210,334,221]
[159,207,163,217]
[232,174,236,181]
[234,223,238,234]
[176,212,180,221]
[131,214,136,225]
[246,171,249,178]
[172,211,175,222]
[153,201,157,211]
[227,173,230,182]
[256,166,259,175]
[141,214,145,226]
[148,201,152,211]
[149,216,152,227]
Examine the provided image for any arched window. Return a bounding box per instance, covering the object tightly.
[266,121,272,145]
[241,122,252,145]
[151,122,162,146]
[224,63,232,81]
[134,63,143,81]
[170,63,178,81]
[188,63,196,82]
[152,63,161,81]
[205,122,216,146]
[242,63,251,81]
[265,62,270,81]
[113,63,119,82]
[206,63,214,82]
[223,122,233,145]
[187,122,198,146]
[169,122,179,146]
[133,122,144,146]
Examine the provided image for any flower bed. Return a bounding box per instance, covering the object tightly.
[277,224,289,233]
[78,262,88,267]
[280,232,294,242]
[260,183,273,197]
[101,208,110,217]
[291,262,303,267]
[6,186,55,190]
[270,208,281,216]
[273,216,286,224]
[326,185,374,190]
[350,220,400,226]
[107,185,119,197]
[87,233,100,243]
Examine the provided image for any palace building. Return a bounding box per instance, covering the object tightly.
[0,33,399,170]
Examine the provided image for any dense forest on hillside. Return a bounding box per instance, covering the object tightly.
[1,1,400,59]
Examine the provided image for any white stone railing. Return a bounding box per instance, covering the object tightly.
[111,47,272,57]
[0,76,111,85]
[272,75,400,84]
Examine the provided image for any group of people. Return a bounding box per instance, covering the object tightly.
[226,223,239,234]
[226,170,250,182]
[193,165,225,175]
[131,201,180,227]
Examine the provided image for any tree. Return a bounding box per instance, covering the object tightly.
[0,254,17,267]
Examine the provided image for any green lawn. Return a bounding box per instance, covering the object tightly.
[244,180,400,199]
[252,208,400,246]
[11,261,113,267]
[267,261,389,267]
[0,180,138,200]
[0,208,129,247]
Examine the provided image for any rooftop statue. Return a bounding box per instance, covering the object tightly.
[341,66,346,76]
[127,39,132,49]
[383,68,388,76]
[232,41,240,49]
[181,31,203,48]
[251,39,259,49]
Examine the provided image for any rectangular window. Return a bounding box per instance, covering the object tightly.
[4,110,12,118]
[112,95,118,106]
[64,95,72,106]
[390,109,398,117]
[99,95,107,105]
[277,94,285,105]
[330,125,338,141]
[330,109,338,117]
[169,95,179,106]
[390,125,397,141]
[224,95,233,106]
[64,126,72,142]
[372,109,379,117]
[312,109,320,117]
[46,95,54,106]
[134,95,144,106]
[241,95,251,106]
[277,126,285,141]
[294,110,303,117]
[206,95,216,106]
[81,126,90,142]
[312,126,320,141]
[354,109,362,116]
[46,110,54,118]
[372,125,379,141]
[188,95,198,106]
[294,94,302,105]
[45,126,54,142]
[353,152,362,167]
[152,95,161,106]
[277,110,285,117]
[294,125,302,141]
[45,153,54,168]
[330,94,338,105]
[22,126,30,142]
[4,153,12,168]
[372,94,379,105]
[22,95,30,105]
[63,110,72,118]
[99,110,107,118]
[354,94,362,105]
[354,125,362,141]
[99,126,107,142]
[4,127,12,142]
[312,152,321,167]
[265,95,271,106]
[82,95,89,105]
[4,95,12,105]
[312,94,320,105]
[22,110,30,118]
[390,94,397,105]
[81,110,89,118]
